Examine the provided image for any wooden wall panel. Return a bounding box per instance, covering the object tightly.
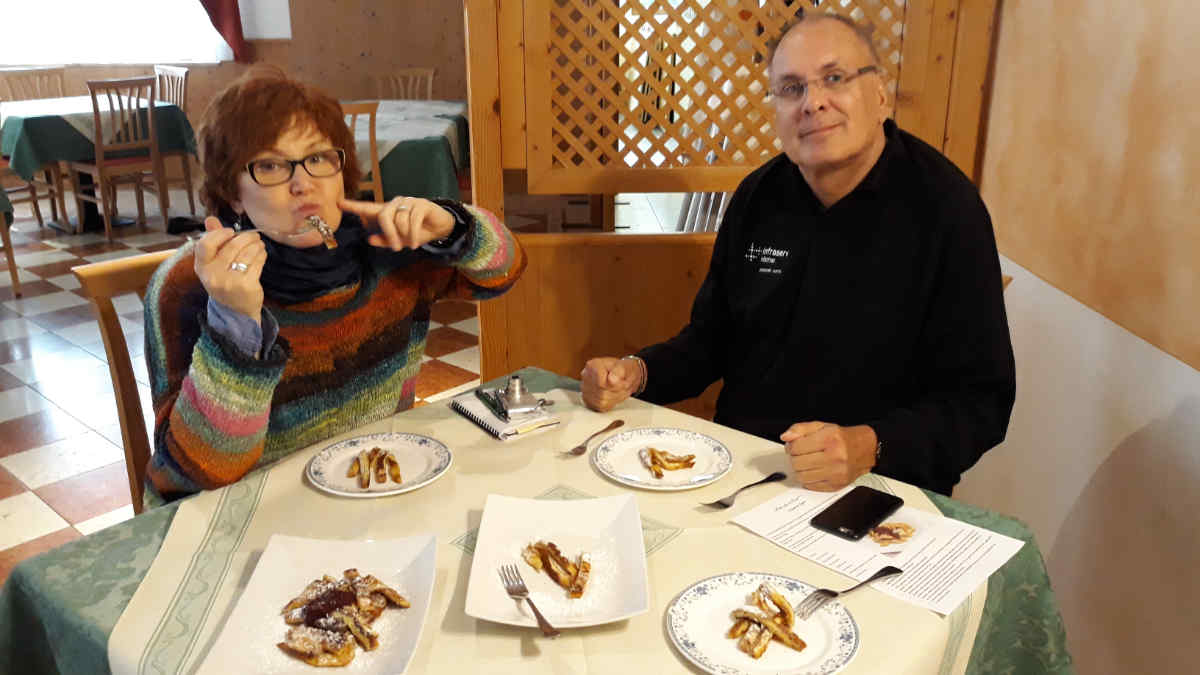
[479,232,722,419]
[942,0,999,181]
[893,0,959,149]
[981,0,1200,369]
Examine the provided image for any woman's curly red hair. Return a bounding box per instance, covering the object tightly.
[195,65,361,217]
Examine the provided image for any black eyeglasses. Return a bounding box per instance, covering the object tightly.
[245,148,345,186]
[769,65,880,102]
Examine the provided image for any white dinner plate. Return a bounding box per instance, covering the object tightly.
[196,534,437,675]
[666,572,860,675]
[306,432,452,498]
[464,494,650,628]
[591,427,732,491]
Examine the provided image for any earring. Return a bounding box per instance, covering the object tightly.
[237,212,252,231]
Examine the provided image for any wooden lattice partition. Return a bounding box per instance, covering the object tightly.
[523,0,917,193]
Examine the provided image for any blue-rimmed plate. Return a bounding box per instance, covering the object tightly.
[306,432,452,498]
[666,572,860,675]
[591,427,732,491]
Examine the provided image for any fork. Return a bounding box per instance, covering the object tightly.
[563,419,624,456]
[498,564,561,638]
[795,565,903,620]
[700,471,787,508]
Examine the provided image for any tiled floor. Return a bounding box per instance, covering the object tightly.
[0,189,482,584]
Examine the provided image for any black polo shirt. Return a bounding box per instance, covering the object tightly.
[638,120,1015,495]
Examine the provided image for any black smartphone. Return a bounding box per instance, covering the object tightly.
[810,486,903,541]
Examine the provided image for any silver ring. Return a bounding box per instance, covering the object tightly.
[396,204,411,212]
[230,262,249,272]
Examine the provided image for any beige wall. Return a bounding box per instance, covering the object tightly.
[957,1,1200,673]
[982,0,1200,370]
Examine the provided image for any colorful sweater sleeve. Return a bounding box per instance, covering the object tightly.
[434,204,526,300]
[142,246,290,503]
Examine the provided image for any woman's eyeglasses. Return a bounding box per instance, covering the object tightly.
[245,148,346,186]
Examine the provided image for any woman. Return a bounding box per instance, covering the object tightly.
[143,66,525,506]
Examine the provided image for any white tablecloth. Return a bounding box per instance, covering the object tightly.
[109,388,984,674]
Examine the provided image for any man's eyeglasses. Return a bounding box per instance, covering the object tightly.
[245,148,346,186]
[769,65,879,102]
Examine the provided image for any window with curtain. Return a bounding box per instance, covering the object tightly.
[0,0,232,66]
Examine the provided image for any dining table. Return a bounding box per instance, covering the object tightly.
[0,367,1073,674]
[345,99,468,202]
[0,95,196,233]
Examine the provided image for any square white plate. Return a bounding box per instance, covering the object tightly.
[464,494,650,627]
[196,534,437,674]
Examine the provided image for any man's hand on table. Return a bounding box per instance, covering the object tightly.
[581,356,644,412]
[782,422,877,491]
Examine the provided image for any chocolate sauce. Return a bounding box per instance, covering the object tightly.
[302,588,356,627]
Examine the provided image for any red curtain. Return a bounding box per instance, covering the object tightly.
[199,0,254,63]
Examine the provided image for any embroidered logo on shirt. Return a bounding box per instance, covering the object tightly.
[745,242,790,275]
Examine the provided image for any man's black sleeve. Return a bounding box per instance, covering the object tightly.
[866,192,1016,495]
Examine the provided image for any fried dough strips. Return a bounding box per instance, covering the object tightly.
[346,447,403,489]
[521,541,592,598]
[278,568,409,667]
[638,447,696,478]
[726,584,807,659]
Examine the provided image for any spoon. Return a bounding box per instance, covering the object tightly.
[564,420,625,456]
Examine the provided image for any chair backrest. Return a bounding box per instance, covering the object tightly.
[86,76,160,170]
[341,100,384,202]
[72,249,175,514]
[479,232,722,420]
[0,66,65,101]
[153,65,188,112]
[377,68,435,100]
[675,191,730,232]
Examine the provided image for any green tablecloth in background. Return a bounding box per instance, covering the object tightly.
[374,107,468,202]
[0,101,195,181]
[0,368,1072,674]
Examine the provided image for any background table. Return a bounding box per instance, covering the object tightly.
[0,96,196,232]
[347,99,468,202]
[0,368,1072,674]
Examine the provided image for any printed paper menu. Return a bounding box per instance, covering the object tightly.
[731,486,1024,615]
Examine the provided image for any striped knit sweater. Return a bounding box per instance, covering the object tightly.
[143,206,524,506]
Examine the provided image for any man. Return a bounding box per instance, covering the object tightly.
[581,14,1015,496]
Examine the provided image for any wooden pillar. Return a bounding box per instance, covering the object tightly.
[463,0,504,219]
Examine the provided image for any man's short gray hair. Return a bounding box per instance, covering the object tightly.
[766,12,881,72]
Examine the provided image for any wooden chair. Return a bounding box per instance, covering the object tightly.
[153,65,196,215]
[2,207,19,297]
[67,77,169,241]
[0,66,69,229]
[377,68,435,100]
[341,101,384,202]
[72,249,174,514]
